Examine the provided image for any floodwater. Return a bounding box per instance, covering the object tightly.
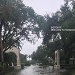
[16,65,57,75]
[16,65,68,75]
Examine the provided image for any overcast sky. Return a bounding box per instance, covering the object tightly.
[20,0,64,55]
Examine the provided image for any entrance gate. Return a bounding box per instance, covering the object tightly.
[6,47,21,69]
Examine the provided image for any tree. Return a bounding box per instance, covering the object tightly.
[32,45,50,65]
[60,0,75,64]
[0,0,44,62]
[20,54,27,63]
[39,0,75,64]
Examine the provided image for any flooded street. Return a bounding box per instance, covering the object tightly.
[16,65,55,75]
[15,65,72,75]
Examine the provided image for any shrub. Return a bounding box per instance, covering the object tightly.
[25,61,30,66]
[21,63,25,69]
[60,64,75,69]
[0,62,4,74]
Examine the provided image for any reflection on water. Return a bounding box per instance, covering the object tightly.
[15,65,66,75]
[55,69,60,75]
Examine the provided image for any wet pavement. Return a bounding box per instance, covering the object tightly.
[15,65,67,75]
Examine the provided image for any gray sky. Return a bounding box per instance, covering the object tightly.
[20,0,64,55]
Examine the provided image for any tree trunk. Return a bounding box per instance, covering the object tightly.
[65,51,71,64]
[0,24,4,62]
[64,46,70,64]
[65,57,69,64]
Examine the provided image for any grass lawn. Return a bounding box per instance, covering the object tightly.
[68,70,75,75]
[72,71,75,75]
[72,73,75,75]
